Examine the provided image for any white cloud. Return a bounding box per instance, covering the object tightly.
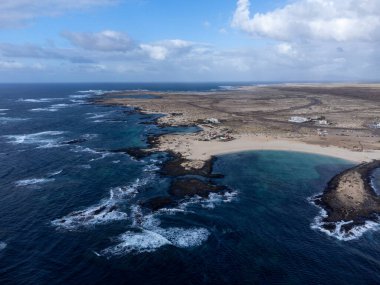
[276,43,297,57]
[0,0,117,28]
[0,60,24,69]
[62,30,133,52]
[140,39,194,60]
[140,44,168,60]
[232,0,380,42]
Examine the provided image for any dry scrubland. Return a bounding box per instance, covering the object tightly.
[100,84,380,164]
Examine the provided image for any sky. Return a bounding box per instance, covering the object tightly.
[0,0,379,83]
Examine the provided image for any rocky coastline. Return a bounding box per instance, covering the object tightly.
[313,160,380,234]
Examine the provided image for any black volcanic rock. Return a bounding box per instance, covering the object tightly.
[109,147,151,159]
[141,196,177,211]
[169,178,227,198]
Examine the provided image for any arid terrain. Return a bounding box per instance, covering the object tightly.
[99,84,380,164]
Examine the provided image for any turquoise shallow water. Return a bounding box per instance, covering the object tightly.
[1,83,380,284]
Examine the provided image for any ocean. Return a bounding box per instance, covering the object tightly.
[0,83,380,284]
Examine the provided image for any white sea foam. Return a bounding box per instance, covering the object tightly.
[155,227,210,248]
[30,107,59,112]
[69,94,91,99]
[4,131,66,148]
[51,103,70,108]
[0,242,6,251]
[30,103,70,112]
[51,203,128,230]
[101,230,171,256]
[179,190,239,210]
[18,98,63,103]
[143,164,160,172]
[15,178,55,187]
[70,99,86,104]
[0,117,29,123]
[86,111,115,120]
[101,226,210,256]
[52,178,150,230]
[78,90,118,96]
[0,109,9,111]
[49,170,63,176]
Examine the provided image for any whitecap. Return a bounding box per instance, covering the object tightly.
[49,170,63,176]
[0,242,6,251]
[0,117,29,123]
[0,109,9,111]
[4,131,65,148]
[69,94,91,99]
[86,111,114,120]
[30,107,59,112]
[4,131,66,148]
[18,98,64,103]
[70,99,86,104]
[51,103,70,108]
[15,178,55,187]
[77,90,119,96]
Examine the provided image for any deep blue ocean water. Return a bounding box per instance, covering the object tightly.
[1,83,380,284]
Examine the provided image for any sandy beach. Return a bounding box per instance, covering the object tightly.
[158,133,380,163]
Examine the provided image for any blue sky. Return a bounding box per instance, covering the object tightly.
[0,0,379,82]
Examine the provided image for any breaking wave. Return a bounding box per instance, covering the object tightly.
[18,98,64,103]
[3,131,66,148]
[51,178,150,230]
[16,178,55,187]
[0,242,6,251]
[101,206,210,257]
[179,190,239,210]
[309,196,380,241]
[30,103,71,112]
[0,117,29,124]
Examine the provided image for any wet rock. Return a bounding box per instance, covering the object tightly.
[141,196,177,211]
[109,147,151,160]
[169,178,227,198]
[161,153,223,178]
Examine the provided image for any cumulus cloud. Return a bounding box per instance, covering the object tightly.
[62,30,133,52]
[0,0,117,28]
[140,39,195,60]
[232,0,380,42]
